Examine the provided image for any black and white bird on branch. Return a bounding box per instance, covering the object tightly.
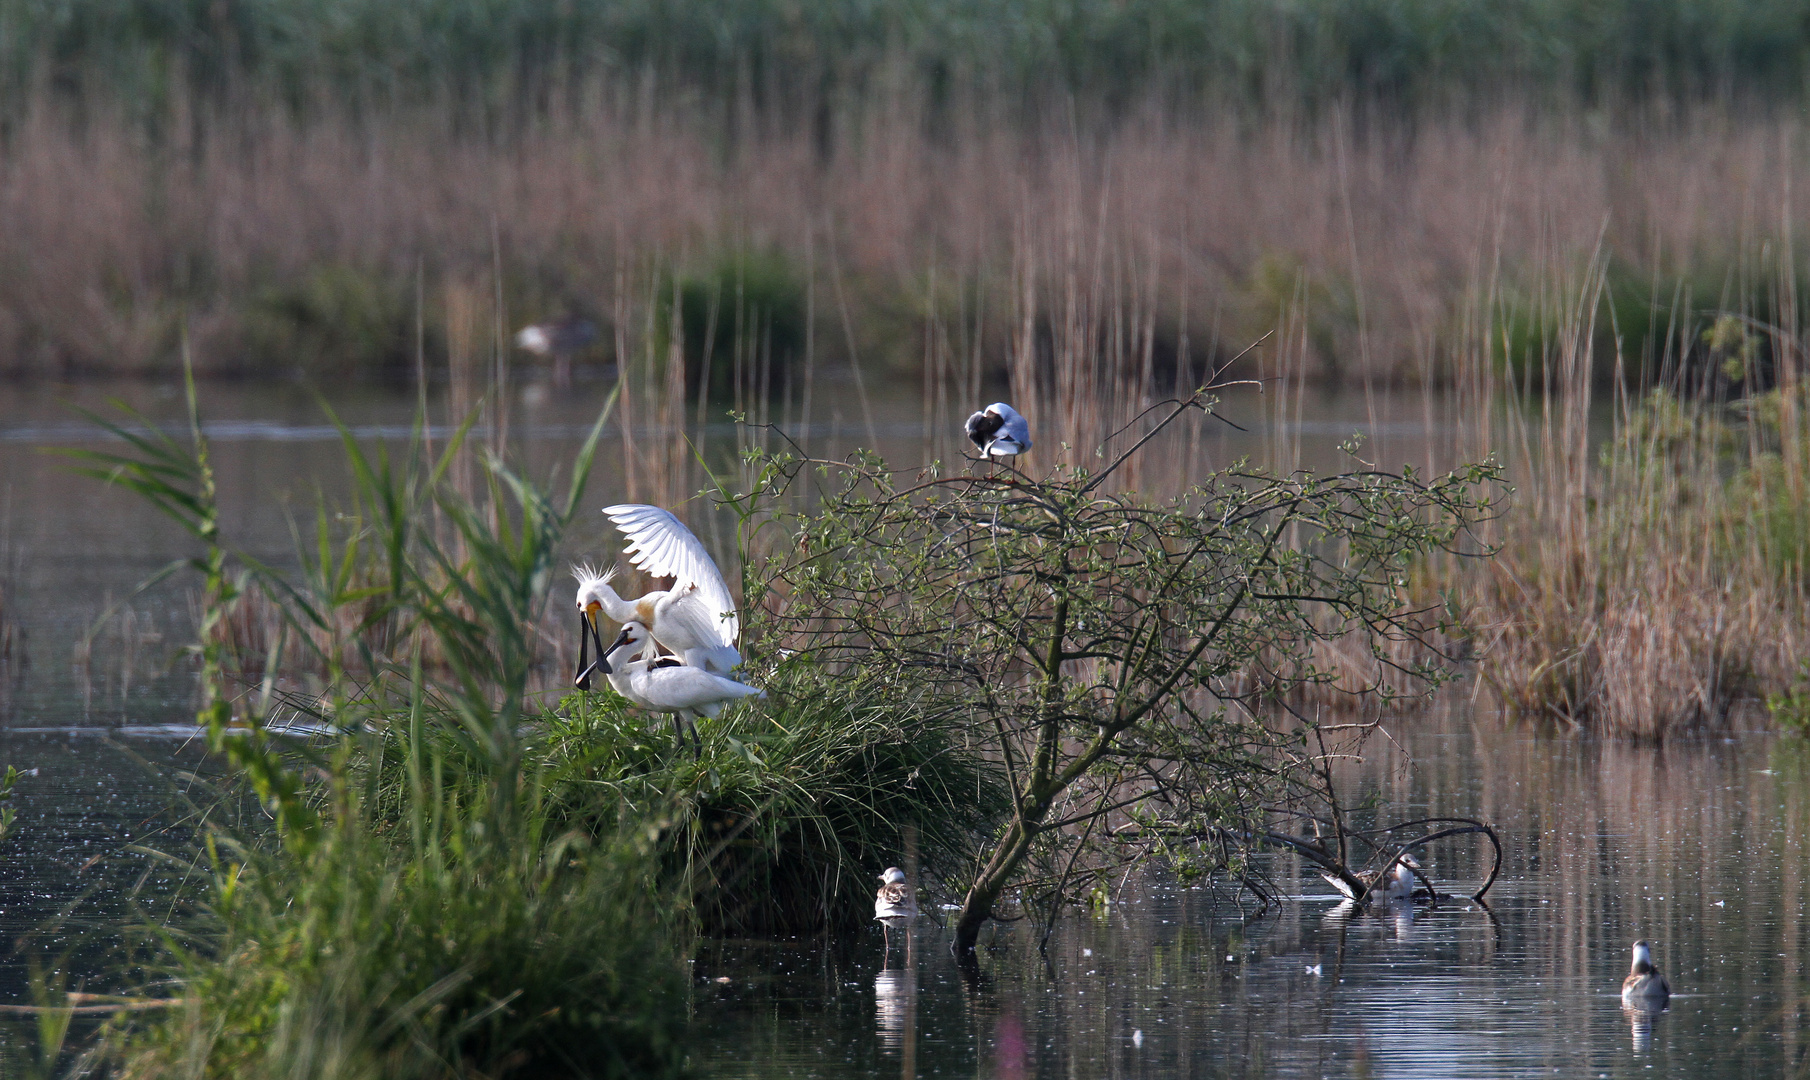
[964,402,1032,464]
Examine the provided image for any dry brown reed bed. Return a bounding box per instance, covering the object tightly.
[3,91,1807,388]
[1458,250,1810,739]
[34,84,1810,739]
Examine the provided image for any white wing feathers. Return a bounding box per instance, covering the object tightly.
[601,504,740,647]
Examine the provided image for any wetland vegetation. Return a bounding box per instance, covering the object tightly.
[10,0,1810,1074]
[7,345,1490,1072]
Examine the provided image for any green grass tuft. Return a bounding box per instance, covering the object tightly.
[537,664,1010,937]
[105,738,691,1080]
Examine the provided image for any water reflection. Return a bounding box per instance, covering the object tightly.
[873,933,919,1080]
[1623,999,1667,1054]
[1322,896,1419,941]
[872,967,915,1051]
[694,703,1810,1077]
[990,1006,1029,1080]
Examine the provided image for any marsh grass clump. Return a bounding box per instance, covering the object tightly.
[1476,386,1788,737]
[104,745,690,1080]
[58,373,708,1076]
[546,675,1010,936]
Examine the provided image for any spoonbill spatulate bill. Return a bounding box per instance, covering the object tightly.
[573,504,741,675]
[1622,940,1671,1002]
[602,621,764,756]
[964,402,1032,459]
[571,590,616,690]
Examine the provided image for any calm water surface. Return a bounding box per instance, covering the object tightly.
[695,709,1810,1078]
[0,378,1770,1077]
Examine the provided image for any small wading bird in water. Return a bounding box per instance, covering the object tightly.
[574,504,742,675]
[964,402,1032,462]
[514,315,598,389]
[874,867,919,924]
[874,866,919,949]
[1321,853,1423,904]
[1622,939,1671,1003]
[596,621,764,758]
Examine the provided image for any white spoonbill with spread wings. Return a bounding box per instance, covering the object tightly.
[574,504,741,675]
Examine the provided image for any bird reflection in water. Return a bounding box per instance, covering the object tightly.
[874,931,917,1078]
[874,968,916,1050]
[1390,901,1415,941]
[1622,999,1666,1054]
[1322,897,1417,940]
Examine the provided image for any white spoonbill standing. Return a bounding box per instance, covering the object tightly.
[575,504,742,674]
[964,402,1032,459]
[601,621,764,756]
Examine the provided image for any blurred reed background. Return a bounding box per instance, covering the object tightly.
[2,0,1809,388]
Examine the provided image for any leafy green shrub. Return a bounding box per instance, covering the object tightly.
[750,390,1504,952]
[1767,662,1810,734]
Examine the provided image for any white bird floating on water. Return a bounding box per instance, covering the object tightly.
[598,621,764,757]
[1622,939,1671,1004]
[574,504,742,675]
[964,402,1032,459]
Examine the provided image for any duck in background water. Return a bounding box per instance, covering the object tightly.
[514,315,597,389]
[1622,939,1671,1004]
